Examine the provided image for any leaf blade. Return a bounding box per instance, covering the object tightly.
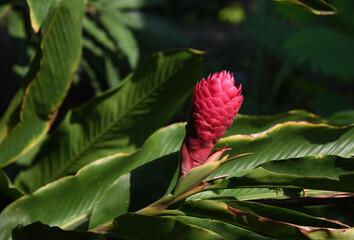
[15,49,203,193]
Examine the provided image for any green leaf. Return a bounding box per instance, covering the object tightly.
[8,10,26,39]
[82,16,116,52]
[26,0,60,32]
[178,200,352,239]
[113,213,224,240]
[0,0,85,167]
[104,53,121,87]
[188,188,287,201]
[284,27,354,79]
[328,110,354,126]
[12,221,105,240]
[275,0,337,15]
[15,49,203,193]
[89,152,179,229]
[210,156,354,193]
[211,122,354,178]
[0,123,185,240]
[226,109,326,136]
[173,216,272,240]
[0,170,22,211]
[99,15,139,68]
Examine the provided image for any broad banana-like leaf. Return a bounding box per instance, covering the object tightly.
[178,200,353,239]
[172,216,272,240]
[227,109,326,136]
[26,0,60,32]
[211,122,354,178]
[90,123,353,230]
[0,124,184,240]
[0,0,84,167]
[206,155,354,192]
[0,170,22,211]
[89,152,179,229]
[90,120,352,228]
[15,49,203,193]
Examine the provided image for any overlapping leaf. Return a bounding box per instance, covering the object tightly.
[207,155,354,193]
[89,152,179,229]
[0,0,84,167]
[26,0,60,32]
[226,109,326,136]
[113,213,224,240]
[177,200,353,239]
[211,122,354,178]
[15,49,203,193]
[0,123,185,240]
[0,170,22,211]
[89,122,353,232]
[172,216,272,240]
[3,111,353,239]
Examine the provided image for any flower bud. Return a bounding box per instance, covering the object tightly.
[180,70,243,176]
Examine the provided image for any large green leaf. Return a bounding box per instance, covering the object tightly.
[226,109,326,136]
[328,110,354,126]
[88,121,354,228]
[178,200,353,239]
[211,122,354,178]
[208,155,354,193]
[0,123,184,240]
[0,170,22,211]
[89,152,179,229]
[15,49,203,193]
[113,213,224,240]
[26,0,60,32]
[284,27,354,79]
[0,0,85,167]
[172,216,272,240]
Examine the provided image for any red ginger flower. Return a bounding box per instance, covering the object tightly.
[180,70,243,177]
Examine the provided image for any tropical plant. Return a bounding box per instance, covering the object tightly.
[1,0,354,240]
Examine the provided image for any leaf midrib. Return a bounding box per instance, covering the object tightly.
[50,56,197,182]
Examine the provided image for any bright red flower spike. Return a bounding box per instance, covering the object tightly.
[179,70,243,176]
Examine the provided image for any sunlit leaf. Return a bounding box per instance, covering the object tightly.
[0,0,85,167]
[26,0,59,32]
[178,200,352,239]
[0,123,185,240]
[275,0,337,15]
[15,49,203,193]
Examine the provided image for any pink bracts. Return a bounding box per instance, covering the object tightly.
[179,70,243,176]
